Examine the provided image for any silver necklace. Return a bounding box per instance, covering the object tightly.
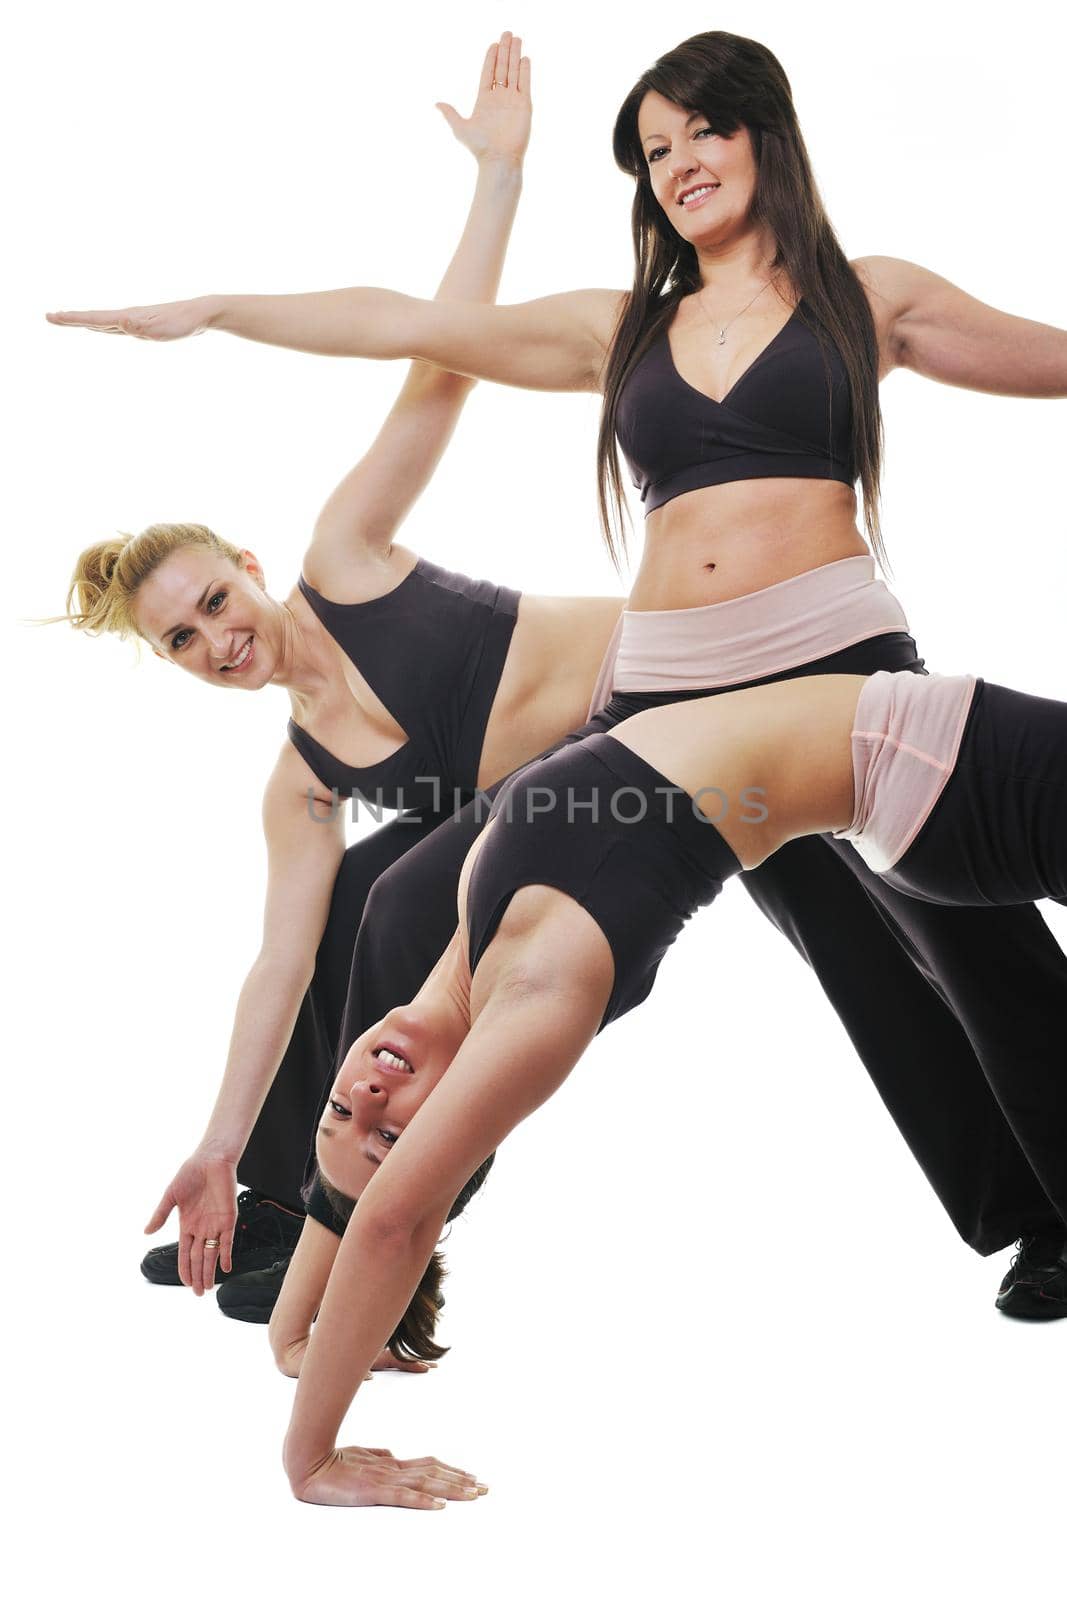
[697,275,780,345]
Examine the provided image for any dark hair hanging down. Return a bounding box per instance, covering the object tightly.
[598,31,886,571]
[309,1152,497,1364]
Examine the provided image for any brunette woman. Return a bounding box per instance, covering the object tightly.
[50,30,1067,1312]
[269,660,1067,1508]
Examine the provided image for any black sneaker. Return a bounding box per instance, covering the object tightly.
[140,1189,303,1287]
[216,1258,291,1323]
[996,1228,1067,1321]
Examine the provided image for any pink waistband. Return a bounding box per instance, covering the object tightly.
[586,556,909,718]
[835,670,978,872]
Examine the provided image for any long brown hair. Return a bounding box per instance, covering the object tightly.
[312,1152,496,1364]
[597,31,885,570]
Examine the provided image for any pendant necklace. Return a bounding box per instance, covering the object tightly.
[698,274,781,345]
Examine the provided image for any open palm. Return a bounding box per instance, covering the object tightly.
[437,31,531,165]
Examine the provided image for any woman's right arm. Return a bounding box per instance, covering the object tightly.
[143,743,346,1295]
[48,285,627,393]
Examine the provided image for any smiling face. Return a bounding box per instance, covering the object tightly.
[132,545,277,687]
[315,968,472,1202]
[637,89,759,251]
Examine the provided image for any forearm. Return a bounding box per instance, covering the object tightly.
[211,287,423,360]
[270,1218,341,1369]
[436,158,522,305]
[387,159,522,411]
[198,952,316,1161]
[372,160,523,485]
[284,1210,446,1480]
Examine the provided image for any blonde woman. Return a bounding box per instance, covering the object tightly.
[52,29,1067,1317]
[60,36,620,1308]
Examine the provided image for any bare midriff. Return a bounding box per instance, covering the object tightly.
[629,478,867,612]
[477,593,623,788]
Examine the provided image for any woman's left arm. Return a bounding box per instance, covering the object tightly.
[856,255,1067,396]
[307,34,531,572]
[282,906,613,1508]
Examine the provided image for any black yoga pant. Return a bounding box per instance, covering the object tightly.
[242,637,1067,1249]
[885,680,1067,907]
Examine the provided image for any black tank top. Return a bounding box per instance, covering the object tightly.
[288,558,521,807]
[614,301,855,514]
[466,736,741,1028]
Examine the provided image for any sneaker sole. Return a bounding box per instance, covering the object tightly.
[140,1261,234,1288]
[216,1299,276,1325]
[140,1245,294,1288]
[995,1290,1067,1321]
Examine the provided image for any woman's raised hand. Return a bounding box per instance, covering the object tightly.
[45,296,217,340]
[436,31,531,167]
[143,1148,238,1294]
[289,1445,487,1510]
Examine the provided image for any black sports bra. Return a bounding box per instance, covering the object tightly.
[614,300,855,514]
[288,558,520,808]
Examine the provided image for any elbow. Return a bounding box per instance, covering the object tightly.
[353,1187,448,1257]
[355,1205,429,1253]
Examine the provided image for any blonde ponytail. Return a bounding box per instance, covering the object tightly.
[65,522,244,641]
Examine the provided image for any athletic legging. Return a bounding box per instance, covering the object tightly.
[286,632,1066,1249]
[885,680,1067,907]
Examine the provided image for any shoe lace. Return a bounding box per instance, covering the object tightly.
[1013,1229,1067,1273]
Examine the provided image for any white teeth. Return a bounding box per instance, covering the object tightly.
[224,638,252,670]
[376,1048,412,1072]
[681,184,718,205]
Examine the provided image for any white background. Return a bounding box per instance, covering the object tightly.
[4,0,1064,1595]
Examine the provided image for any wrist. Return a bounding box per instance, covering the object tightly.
[283,1428,335,1489]
[197,1134,241,1165]
[203,293,232,331]
[476,156,524,191]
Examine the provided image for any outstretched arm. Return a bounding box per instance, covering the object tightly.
[48,285,622,394]
[309,33,532,570]
[282,895,614,1508]
[143,743,345,1294]
[857,256,1067,396]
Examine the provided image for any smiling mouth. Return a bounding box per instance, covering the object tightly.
[678,182,721,208]
[221,635,254,673]
[374,1045,414,1074]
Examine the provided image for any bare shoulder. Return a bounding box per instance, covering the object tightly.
[850,256,942,371]
[852,255,947,309]
[297,543,419,607]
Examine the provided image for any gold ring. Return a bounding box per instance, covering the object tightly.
[204,1239,220,1249]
